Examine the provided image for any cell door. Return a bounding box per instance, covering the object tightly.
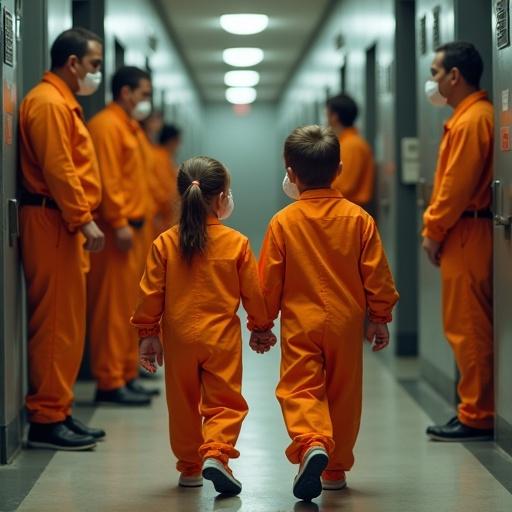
[0,0,23,464]
[492,0,512,457]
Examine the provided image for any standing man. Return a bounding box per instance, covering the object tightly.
[87,66,157,405]
[326,93,374,208]
[422,42,494,441]
[19,28,106,450]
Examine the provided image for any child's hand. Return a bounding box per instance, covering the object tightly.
[366,322,390,352]
[249,330,277,354]
[139,336,164,373]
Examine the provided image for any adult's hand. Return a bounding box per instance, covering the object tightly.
[80,221,105,252]
[422,236,441,267]
[115,225,134,252]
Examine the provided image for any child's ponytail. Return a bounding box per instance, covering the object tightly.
[177,157,228,263]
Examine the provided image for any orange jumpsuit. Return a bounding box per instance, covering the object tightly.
[423,91,494,430]
[332,127,374,206]
[259,189,398,475]
[87,102,148,390]
[131,218,271,475]
[19,71,101,423]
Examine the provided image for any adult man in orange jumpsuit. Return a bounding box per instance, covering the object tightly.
[326,93,374,208]
[87,66,157,405]
[19,28,106,450]
[422,42,494,441]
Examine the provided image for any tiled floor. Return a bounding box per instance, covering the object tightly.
[5,337,512,512]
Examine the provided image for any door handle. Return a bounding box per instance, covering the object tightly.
[491,180,511,227]
[8,198,19,246]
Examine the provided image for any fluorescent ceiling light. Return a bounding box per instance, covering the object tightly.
[224,70,260,87]
[223,48,264,67]
[220,14,269,35]
[225,87,257,104]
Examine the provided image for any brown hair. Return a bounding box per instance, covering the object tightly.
[177,156,229,263]
[284,125,340,187]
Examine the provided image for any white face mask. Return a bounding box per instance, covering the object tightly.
[218,190,234,220]
[132,100,152,121]
[425,80,447,107]
[282,174,300,200]
[77,71,102,96]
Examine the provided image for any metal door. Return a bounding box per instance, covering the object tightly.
[0,0,23,464]
[492,0,512,457]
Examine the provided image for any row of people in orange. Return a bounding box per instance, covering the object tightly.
[19,27,181,451]
[132,127,398,501]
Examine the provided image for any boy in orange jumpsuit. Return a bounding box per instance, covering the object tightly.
[422,42,494,442]
[257,126,398,501]
[326,94,374,208]
[88,66,157,406]
[19,28,106,451]
[131,157,275,495]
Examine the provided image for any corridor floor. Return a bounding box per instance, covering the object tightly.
[5,337,512,512]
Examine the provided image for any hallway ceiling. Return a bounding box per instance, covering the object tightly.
[154,0,332,103]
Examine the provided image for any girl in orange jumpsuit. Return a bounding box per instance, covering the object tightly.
[257,126,399,502]
[131,156,275,495]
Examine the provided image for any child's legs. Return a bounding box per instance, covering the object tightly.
[276,330,335,464]
[324,327,364,474]
[199,338,248,465]
[165,342,204,475]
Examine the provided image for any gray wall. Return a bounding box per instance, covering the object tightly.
[203,104,282,253]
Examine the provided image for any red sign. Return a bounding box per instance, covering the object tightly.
[501,126,511,152]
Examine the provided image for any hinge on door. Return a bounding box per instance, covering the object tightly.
[492,180,512,226]
[8,198,19,247]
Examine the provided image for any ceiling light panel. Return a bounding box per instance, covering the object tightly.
[220,14,269,35]
[225,87,257,104]
[224,70,260,87]
[223,48,264,67]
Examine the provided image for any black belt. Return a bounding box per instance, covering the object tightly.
[128,218,145,229]
[20,191,59,210]
[461,209,493,219]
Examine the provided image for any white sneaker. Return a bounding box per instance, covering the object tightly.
[202,458,242,495]
[178,474,203,488]
[321,478,347,490]
[293,447,329,501]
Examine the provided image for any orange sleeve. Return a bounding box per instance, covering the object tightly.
[423,119,492,242]
[89,121,129,229]
[258,220,285,322]
[27,101,93,229]
[359,216,399,323]
[131,237,167,337]
[238,239,273,331]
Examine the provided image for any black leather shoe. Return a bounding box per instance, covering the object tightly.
[127,379,161,397]
[426,418,494,442]
[95,387,152,406]
[28,422,97,451]
[65,416,106,440]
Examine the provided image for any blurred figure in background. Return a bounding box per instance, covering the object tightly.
[141,113,182,235]
[326,93,374,209]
